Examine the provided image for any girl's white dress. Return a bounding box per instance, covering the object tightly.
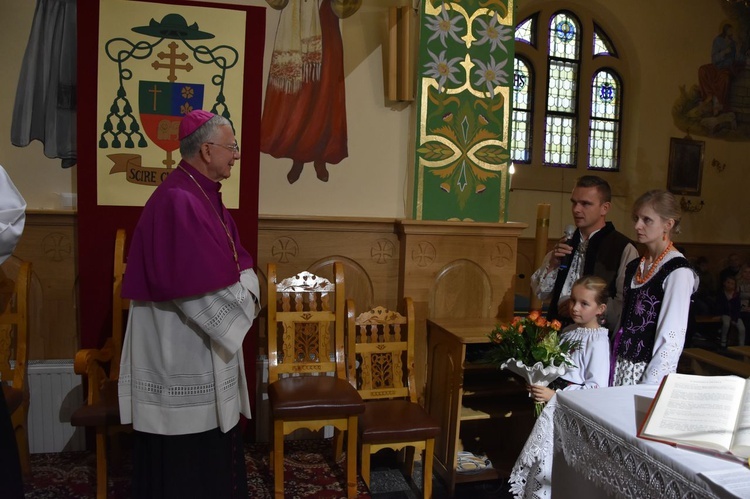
[508,325,610,499]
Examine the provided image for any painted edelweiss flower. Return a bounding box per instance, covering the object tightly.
[424,49,463,92]
[426,5,465,48]
[474,14,512,53]
[473,55,509,98]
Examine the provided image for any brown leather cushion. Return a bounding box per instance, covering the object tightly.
[359,399,440,444]
[70,380,122,427]
[2,383,22,413]
[269,376,364,420]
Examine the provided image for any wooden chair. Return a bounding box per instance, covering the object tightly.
[0,259,31,478]
[70,229,131,499]
[346,297,440,498]
[266,262,365,499]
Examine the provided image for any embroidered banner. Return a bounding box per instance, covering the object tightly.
[97,0,246,207]
[413,0,514,222]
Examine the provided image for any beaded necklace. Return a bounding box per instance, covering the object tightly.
[178,165,240,273]
[635,242,674,284]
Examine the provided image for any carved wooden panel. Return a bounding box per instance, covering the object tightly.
[12,212,77,360]
[257,216,401,359]
[431,259,492,319]
[397,220,527,399]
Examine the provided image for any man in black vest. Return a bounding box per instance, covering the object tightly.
[531,175,638,333]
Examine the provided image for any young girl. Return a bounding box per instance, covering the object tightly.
[509,276,611,499]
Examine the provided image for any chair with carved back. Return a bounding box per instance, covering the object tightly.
[70,228,131,499]
[266,262,365,499]
[0,259,31,478]
[346,297,440,498]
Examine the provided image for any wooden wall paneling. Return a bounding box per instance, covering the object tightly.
[257,216,401,353]
[22,211,750,368]
[12,211,77,360]
[397,220,527,400]
[431,259,492,318]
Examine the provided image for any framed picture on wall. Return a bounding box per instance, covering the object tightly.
[667,137,704,196]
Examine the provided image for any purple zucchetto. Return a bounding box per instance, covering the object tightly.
[178,110,215,140]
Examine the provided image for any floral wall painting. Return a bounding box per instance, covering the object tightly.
[673,3,750,141]
[97,0,247,207]
[413,0,514,223]
[260,0,362,184]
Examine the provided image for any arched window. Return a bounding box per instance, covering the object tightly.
[512,56,533,163]
[512,8,624,176]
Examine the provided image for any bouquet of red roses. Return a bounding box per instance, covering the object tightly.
[486,311,580,416]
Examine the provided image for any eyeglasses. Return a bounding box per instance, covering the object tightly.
[206,142,240,154]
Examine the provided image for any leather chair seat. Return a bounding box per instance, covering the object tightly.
[359,399,440,443]
[269,376,364,419]
[2,383,22,414]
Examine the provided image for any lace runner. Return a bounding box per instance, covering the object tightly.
[553,403,719,499]
[509,397,557,498]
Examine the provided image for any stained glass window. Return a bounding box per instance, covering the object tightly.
[589,70,621,169]
[512,57,532,163]
[545,12,580,166]
[545,115,575,165]
[593,25,617,57]
[549,13,580,60]
[516,17,534,45]
[511,10,623,172]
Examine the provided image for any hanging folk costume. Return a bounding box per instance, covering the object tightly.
[260,0,361,183]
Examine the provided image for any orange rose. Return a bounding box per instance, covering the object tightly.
[511,316,522,326]
[535,317,547,328]
[550,320,562,331]
[527,310,541,321]
[517,324,525,333]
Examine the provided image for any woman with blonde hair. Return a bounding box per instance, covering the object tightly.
[610,190,698,386]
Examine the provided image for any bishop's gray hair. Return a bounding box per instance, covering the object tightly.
[179,115,232,159]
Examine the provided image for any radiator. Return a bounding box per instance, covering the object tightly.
[26,359,85,453]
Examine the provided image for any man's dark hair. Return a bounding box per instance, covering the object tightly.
[575,175,612,203]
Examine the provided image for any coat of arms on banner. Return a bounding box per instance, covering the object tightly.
[97,1,246,207]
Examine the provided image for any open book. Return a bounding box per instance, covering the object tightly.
[638,372,750,461]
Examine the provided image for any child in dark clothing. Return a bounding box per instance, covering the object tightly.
[715,275,746,348]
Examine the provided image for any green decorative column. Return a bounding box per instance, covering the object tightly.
[413,0,514,222]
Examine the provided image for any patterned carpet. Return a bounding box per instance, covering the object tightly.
[24,439,370,498]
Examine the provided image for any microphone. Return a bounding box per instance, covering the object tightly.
[558,224,576,270]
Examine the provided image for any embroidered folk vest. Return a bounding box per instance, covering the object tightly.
[613,256,691,363]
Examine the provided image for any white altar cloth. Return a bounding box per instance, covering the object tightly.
[551,384,750,499]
